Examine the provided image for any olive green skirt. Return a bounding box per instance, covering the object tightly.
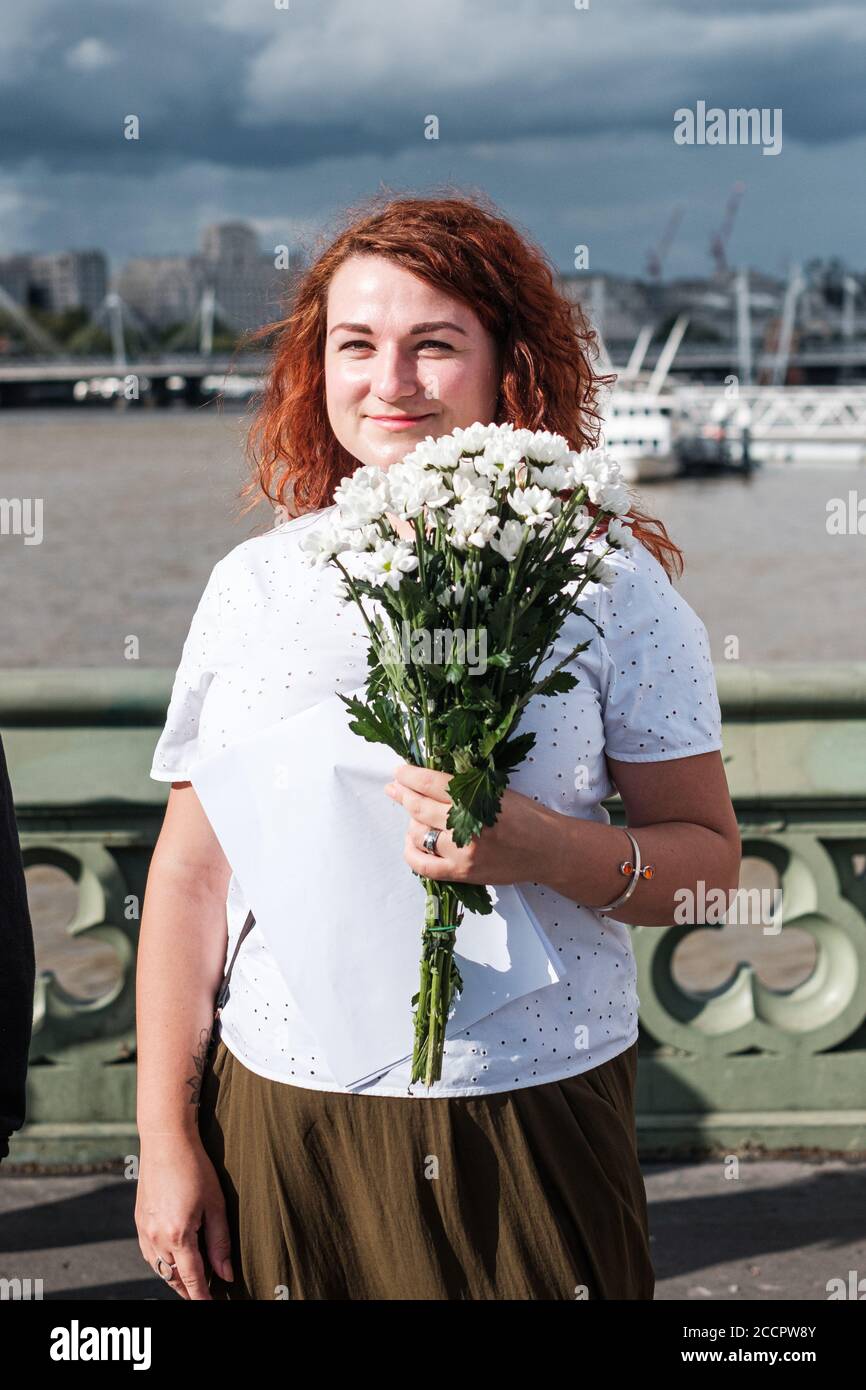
[197,1036,654,1300]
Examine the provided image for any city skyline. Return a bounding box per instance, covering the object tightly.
[0,217,837,349]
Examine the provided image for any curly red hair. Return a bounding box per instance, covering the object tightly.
[237,189,683,581]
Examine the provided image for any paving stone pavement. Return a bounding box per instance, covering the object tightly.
[1,1158,864,1301]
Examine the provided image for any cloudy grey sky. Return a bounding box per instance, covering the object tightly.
[1,0,863,278]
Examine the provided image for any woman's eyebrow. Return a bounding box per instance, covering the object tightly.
[327,320,468,337]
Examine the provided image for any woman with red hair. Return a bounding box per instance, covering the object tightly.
[135,192,739,1301]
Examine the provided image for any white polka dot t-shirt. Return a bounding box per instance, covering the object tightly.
[149,506,723,1097]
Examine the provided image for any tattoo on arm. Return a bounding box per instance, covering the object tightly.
[186,1027,212,1107]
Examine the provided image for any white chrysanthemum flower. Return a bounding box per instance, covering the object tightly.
[464,513,500,548]
[590,479,632,516]
[586,555,618,588]
[521,429,572,465]
[385,460,451,518]
[474,436,524,488]
[571,447,623,491]
[419,471,454,509]
[507,484,561,526]
[298,519,351,566]
[449,493,498,549]
[403,433,466,471]
[364,539,419,590]
[339,522,380,552]
[450,493,497,528]
[451,458,494,500]
[502,427,530,454]
[490,518,528,562]
[450,421,499,454]
[606,516,636,550]
[530,460,575,491]
[334,465,391,526]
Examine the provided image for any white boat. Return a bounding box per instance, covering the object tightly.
[600,388,680,481]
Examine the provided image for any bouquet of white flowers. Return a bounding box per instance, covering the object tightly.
[299,421,634,1087]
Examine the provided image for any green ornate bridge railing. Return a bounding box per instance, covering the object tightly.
[3,664,866,1166]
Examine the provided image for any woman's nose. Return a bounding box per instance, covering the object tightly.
[371,346,419,401]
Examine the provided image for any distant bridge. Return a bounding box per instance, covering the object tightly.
[0,355,269,383]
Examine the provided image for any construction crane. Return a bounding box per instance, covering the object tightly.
[645,206,684,281]
[709,181,746,277]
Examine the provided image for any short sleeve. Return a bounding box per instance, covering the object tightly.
[149,562,223,782]
[598,542,723,763]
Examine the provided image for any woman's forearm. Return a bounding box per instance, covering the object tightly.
[135,860,229,1143]
[533,808,740,927]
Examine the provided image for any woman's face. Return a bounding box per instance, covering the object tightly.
[324,254,500,471]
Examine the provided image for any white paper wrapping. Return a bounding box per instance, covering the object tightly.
[191,690,563,1088]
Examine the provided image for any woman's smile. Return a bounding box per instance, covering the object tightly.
[364,412,436,432]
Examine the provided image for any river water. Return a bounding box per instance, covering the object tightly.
[1,406,863,665]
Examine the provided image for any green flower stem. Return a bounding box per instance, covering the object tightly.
[413,513,427,586]
[493,529,531,702]
[517,565,612,708]
[518,632,594,712]
[410,881,463,1086]
[470,549,479,632]
[427,955,442,1085]
[332,557,381,649]
[511,490,592,619]
[418,666,432,761]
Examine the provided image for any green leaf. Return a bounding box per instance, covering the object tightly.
[337,693,410,759]
[494,730,536,770]
[446,765,506,844]
[479,701,519,759]
[536,670,580,697]
[447,801,483,846]
[438,706,477,748]
[448,882,494,916]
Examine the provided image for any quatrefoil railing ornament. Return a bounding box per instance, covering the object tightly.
[632,834,866,1057]
[24,841,138,1064]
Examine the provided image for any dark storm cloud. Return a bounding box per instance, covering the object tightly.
[1,0,864,176]
[0,0,862,275]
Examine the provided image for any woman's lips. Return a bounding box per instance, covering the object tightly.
[366,414,434,431]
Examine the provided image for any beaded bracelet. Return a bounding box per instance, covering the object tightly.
[597,828,655,915]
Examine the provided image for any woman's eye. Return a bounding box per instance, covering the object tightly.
[339,340,453,352]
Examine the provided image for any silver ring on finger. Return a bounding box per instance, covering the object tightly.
[422,827,442,856]
[155,1256,178,1282]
